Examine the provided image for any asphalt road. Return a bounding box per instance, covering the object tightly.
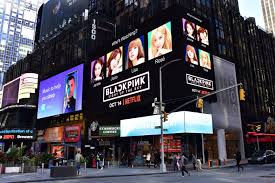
[33,164,275,183]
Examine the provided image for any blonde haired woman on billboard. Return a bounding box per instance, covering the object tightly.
[149,24,172,60]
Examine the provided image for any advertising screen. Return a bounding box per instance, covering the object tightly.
[40,0,89,39]
[120,111,213,137]
[1,78,20,107]
[37,64,83,119]
[88,8,215,122]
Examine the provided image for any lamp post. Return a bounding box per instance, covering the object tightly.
[159,59,181,173]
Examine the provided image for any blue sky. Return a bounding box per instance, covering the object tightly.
[238,0,265,28]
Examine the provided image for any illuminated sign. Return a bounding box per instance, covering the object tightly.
[103,72,150,102]
[64,124,81,143]
[120,111,213,137]
[99,126,120,136]
[186,74,214,90]
[1,73,38,108]
[37,64,84,119]
[0,128,35,140]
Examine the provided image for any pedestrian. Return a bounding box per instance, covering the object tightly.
[128,152,135,168]
[196,158,203,171]
[75,148,84,175]
[235,150,244,172]
[146,152,151,168]
[192,154,197,170]
[153,151,160,168]
[173,154,178,171]
[180,153,190,177]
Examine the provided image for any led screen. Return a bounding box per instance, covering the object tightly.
[120,111,213,137]
[91,56,105,83]
[124,36,145,69]
[106,47,123,77]
[40,0,89,39]
[2,78,20,107]
[37,64,83,119]
[148,22,172,60]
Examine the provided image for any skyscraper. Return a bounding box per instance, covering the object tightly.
[261,0,275,34]
[0,0,44,87]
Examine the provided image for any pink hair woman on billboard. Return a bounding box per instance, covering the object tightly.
[197,27,209,45]
[127,38,145,69]
[107,48,122,77]
[92,58,104,82]
[184,20,196,39]
[185,45,198,65]
[148,24,172,60]
[199,50,211,70]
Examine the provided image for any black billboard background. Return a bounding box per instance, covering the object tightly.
[87,7,215,124]
[40,0,89,39]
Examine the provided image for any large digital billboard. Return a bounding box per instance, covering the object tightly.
[40,0,89,39]
[1,73,38,108]
[37,64,83,119]
[88,9,215,121]
[120,111,213,137]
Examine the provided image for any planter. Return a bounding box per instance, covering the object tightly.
[23,166,37,173]
[0,164,4,174]
[5,167,21,173]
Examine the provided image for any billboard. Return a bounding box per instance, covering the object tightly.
[40,0,89,39]
[1,73,38,108]
[120,111,213,137]
[88,9,215,121]
[37,64,83,119]
[1,78,20,107]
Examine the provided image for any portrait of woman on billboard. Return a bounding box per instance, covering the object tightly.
[148,22,172,60]
[125,36,145,69]
[182,18,196,40]
[106,47,123,77]
[199,49,211,70]
[197,26,209,45]
[91,56,105,83]
[185,45,198,65]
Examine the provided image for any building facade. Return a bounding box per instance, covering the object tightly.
[2,0,275,160]
[261,0,275,34]
[0,0,44,87]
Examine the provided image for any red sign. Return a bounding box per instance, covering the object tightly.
[161,135,181,153]
[64,124,81,143]
[3,135,15,139]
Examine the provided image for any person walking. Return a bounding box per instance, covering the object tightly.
[180,153,190,177]
[192,154,197,170]
[75,148,84,175]
[235,150,244,172]
[146,152,151,168]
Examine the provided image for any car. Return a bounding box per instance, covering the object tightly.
[248,150,275,164]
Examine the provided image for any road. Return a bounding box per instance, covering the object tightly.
[33,164,275,183]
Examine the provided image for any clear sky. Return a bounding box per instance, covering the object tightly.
[238,0,265,29]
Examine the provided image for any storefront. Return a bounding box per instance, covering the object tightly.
[36,124,83,160]
[0,128,35,151]
[120,111,213,165]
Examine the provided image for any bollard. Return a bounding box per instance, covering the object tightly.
[0,163,2,174]
[223,159,226,165]
[96,161,98,169]
[84,162,87,171]
[42,163,44,173]
[108,161,109,168]
[22,163,24,174]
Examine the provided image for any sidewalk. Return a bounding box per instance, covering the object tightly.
[0,160,247,183]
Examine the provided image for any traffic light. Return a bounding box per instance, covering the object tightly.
[163,111,169,121]
[239,88,246,101]
[196,98,203,109]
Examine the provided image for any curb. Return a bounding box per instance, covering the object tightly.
[9,164,248,183]
[11,171,175,183]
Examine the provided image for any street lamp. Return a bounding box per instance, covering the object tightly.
[159,58,181,173]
